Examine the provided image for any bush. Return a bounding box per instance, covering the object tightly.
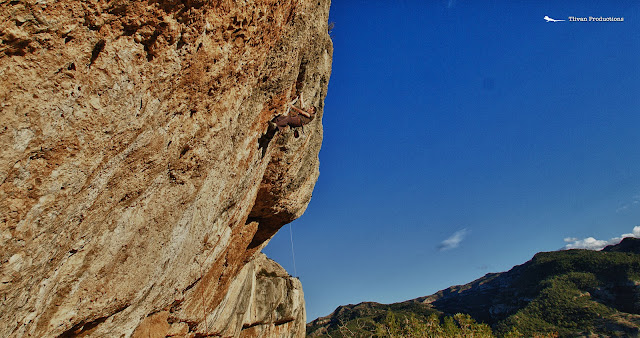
[376,311,492,337]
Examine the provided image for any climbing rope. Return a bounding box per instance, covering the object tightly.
[289,223,298,277]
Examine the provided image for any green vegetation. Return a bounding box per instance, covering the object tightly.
[309,310,557,337]
[306,302,444,337]
[494,272,614,336]
[376,312,493,337]
[308,309,494,337]
[475,247,640,336]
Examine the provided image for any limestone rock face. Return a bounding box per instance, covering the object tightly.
[0,0,332,336]
[133,254,305,338]
[203,253,305,338]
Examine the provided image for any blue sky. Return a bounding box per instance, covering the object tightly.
[263,0,640,322]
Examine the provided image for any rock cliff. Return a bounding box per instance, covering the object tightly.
[0,0,332,336]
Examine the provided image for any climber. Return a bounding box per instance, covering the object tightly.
[271,94,316,137]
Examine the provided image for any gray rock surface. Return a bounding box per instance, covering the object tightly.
[133,253,305,338]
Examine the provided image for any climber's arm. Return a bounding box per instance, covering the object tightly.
[290,105,311,118]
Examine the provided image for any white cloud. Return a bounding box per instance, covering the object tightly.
[439,228,469,251]
[615,194,640,213]
[563,237,610,250]
[563,226,640,250]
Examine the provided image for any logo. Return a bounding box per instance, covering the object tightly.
[544,15,625,22]
[544,16,565,22]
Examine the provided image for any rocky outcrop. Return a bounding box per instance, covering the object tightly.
[0,0,332,336]
[133,254,305,338]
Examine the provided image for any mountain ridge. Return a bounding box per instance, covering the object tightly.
[308,237,640,337]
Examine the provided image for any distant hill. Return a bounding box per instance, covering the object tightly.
[307,237,640,337]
